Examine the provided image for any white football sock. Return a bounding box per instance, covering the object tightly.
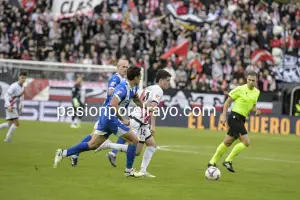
[107,143,128,152]
[62,150,68,157]
[140,146,156,172]
[0,122,9,129]
[5,124,17,140]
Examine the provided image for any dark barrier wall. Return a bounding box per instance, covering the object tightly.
[0,100,299,135]
[156,112,300,135]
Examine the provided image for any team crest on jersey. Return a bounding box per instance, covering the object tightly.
[156,95,160,98]
[111,82,116,86]
[117,90,122,95]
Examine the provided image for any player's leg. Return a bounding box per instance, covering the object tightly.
[107,137,127,167]
[223,133,249,172]
[3,108,19,142]
[209,112,239,168]
[71,106,78,128]
[222,116,248,173]
[69,133,93,166]
[139,134,157,178]
[100,118,142,177]
[121,130,144,177]
[4,119,19,142]
[54,131,108,168]
[103,118,140,167]
[208,135,236,167]
[0,120,10,129]
[75,105,84,128]
[70,120,99,166]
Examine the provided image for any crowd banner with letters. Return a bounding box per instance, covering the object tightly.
[0,80,274,113]
[52,0,103,20]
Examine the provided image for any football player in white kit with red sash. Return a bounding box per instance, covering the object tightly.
[95,69,171,177]
[0,72,27,142]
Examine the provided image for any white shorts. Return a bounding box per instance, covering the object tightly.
[130,118,151,143]
[5,108,19,120]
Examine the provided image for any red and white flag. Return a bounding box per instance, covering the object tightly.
[251,49,275,65]
[160,40,189,59]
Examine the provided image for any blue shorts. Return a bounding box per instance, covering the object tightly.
[94,107,130,137]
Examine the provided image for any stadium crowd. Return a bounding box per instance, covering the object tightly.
[0,0,299,94]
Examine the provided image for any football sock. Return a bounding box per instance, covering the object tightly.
[63,142,89,157]
[107,143,128,152]
[0,122,9,129]
[74,135,92,157]
[225,143,247,162]
[126,144,137,169]
[5,124,17,140]
[209,142,228,164]
[140,146,156,172]
[111,137,127,155]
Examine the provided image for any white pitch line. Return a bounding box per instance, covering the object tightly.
[157,146,300,164]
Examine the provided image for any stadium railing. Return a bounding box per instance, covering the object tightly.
[0,59,145,89]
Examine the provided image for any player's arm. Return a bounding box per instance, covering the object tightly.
[220,97,233,125]
[110,86,129,125]
[4,85,15,112]
[108,88,114,96]
[149,101,158,135]
[149,90,163,135]
[110,96,125,122]
[251,105,261,116]
[18,91,25,114]
[132,94,145,108]
[107,76,121,96]
[220,87,240,126]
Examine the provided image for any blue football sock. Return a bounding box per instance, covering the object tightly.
[75,135,92,157]
[112,137,127,155]
[126,144,137,169]
[66,142,90,157]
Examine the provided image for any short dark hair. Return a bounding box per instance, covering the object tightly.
[156,69,171,83]
[127,66,141,81]
[19,72,27,76]
[246,71,257,78]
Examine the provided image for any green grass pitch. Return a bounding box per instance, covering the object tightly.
[0,120,300,200]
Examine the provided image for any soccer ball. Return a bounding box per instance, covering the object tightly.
[205,166,221,180]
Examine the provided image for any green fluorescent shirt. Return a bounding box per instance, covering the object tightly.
[228,84,260,117]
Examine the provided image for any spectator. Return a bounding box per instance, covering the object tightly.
[175,64,188,89]
[164,61,176,88]
[0,0,299,90]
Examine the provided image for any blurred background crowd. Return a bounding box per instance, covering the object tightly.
[0,0,299,94]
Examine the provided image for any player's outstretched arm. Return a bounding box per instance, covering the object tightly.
[110,96,130,126]
[251,105,261,116]
[133,94,144,108]
[220,97,232,126]
[149,101,159,135]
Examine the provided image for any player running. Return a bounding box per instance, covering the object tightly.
[207,71,261,173]
[70,75,85,128]
[54,67,150,177]
[0,72,27,142]
[69,59,128,166]
[95,70,171,177]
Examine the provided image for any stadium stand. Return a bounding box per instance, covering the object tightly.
[0,0,299,94]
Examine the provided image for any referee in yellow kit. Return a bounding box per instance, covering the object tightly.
[207,71,261,173]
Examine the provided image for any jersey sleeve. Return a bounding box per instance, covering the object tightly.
[4,84,15,108]
[113,85,127,102]
[108,75,121,90]
[228,86,240,100]
[151,88,163,104]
